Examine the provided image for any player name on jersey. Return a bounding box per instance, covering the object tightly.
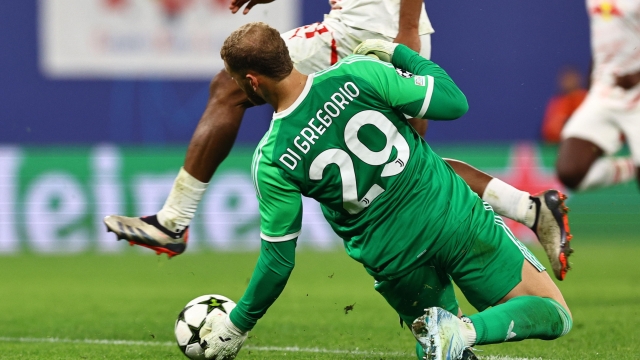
[279,81,361,170]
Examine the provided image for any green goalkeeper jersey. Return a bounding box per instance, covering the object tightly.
[252,45,475,280]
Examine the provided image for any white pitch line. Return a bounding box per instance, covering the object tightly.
[0,336,540,359]
[0,336,174,347]
[0,337,407,357]
[481,357,542,360]
[244,345,408,357]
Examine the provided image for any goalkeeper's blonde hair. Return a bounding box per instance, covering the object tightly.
[221,22,293,81]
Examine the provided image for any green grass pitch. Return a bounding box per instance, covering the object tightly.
[1,238,639,359]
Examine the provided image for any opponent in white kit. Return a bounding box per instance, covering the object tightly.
[105,1,572,279]
[557,0,640,191]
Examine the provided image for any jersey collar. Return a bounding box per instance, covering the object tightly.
[272,73,314,120]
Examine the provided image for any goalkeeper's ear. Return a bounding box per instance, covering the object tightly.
[353,39,398,62]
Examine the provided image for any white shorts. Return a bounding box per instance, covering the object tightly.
[562,90,640,164]
[281,18,432,76]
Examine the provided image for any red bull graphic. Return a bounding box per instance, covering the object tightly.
[590,0,623,20]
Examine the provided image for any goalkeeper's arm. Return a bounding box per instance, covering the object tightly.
[354,40,468,120]
[229,239,296,332]
[391,44,468,120]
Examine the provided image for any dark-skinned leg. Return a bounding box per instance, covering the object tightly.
[557,137,636,191]
[184,70,255,183]
[444,159,493,196]
[446,157,533,230]
[104,71,256,241]
[556,137,603,190]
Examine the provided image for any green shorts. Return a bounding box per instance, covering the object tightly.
[374,198,545,325]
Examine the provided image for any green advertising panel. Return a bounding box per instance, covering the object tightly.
[1,143,638,254]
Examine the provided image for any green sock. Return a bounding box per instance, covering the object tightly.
[469,296,572,345]
[415,341,424,359]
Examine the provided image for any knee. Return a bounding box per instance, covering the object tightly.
[553,297,572,321]
[555,161,587,191]
[552,298,573,337]
[556,137,602,191]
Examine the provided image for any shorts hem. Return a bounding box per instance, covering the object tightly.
[473,257,524,311]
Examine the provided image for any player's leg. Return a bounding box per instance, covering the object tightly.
[402,34,566,259]
[103,70,252,256]
[557,138,635,191]
[405,31,571,278]
[411,199,572,359]
[615,104,640,190]
[373,263,478,360]
[183,71,255,183]
[556,137,603,189]
[466,256,571,346]
[374,264,460,326]
[104,22,337,255]
[159,71,254,231]
[400,35,560,248]
[556,92,634,191]
[464,201,571,338]
[444,159,535,230]
[445,158,572,280]
[401,33,545,238]
[171,24,336,229]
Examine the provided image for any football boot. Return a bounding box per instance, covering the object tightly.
[103,214,187,257]
[529,190,573,280]
[412,307,474,360]
[416,342,478,360]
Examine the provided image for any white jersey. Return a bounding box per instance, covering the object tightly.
[326,0,434,38]
[588,0,640,108]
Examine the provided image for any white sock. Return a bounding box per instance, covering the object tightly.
[157,167,208,233]
[460,318,477,347]
[578,157,636,191]
[482,178,534,227]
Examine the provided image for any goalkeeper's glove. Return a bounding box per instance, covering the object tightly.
[200,314,248,360]
[353,39,399,62]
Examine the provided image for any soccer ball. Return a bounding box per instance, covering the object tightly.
[174,294,237,359]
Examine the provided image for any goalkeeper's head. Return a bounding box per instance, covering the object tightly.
[221,22,294,105]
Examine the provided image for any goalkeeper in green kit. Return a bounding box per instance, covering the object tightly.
[198,22,572,360]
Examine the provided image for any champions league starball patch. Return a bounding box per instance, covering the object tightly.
[395,68,414,78]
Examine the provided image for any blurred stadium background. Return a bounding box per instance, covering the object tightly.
[2,1,640,359]
[4,0,637,255]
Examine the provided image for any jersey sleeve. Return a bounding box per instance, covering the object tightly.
[229,239,296,332]
[254,158,303,242]
[359,45,468,120]
[227,142,302,332]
